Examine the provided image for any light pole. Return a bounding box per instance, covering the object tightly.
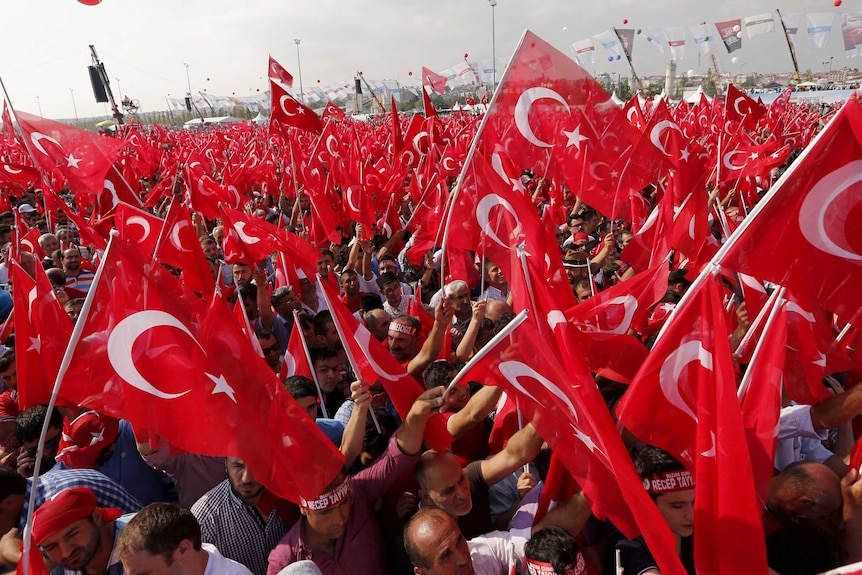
[36,96,42,116]
[70,88,78,121]
[488,0,497,92]
[115,77,122,100]
[294,39,304,103]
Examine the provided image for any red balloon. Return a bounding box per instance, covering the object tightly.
[464,53,469,58]
[359,71,363,76]
[317,79,320,83]
[623,18,628,24]
[77,0,101,4]
[834,0,842,6]
[408,71,413,76]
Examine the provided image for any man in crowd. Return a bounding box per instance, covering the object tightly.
[118,502,252,575]
[192,457,296,575]
[62,247,95,292]
[266,385,447,575]
[31,487,134,575]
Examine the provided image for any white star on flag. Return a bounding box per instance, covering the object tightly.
[207,372,237,402]
[65,154,81,168]
[563,126,589,150]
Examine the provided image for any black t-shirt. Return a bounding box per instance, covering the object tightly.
[614,535,695,575]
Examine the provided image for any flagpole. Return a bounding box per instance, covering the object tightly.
[652,99,849,346]
[293,309,329,418]
[733,283,782,356]
[440,30,529,288]
[315,276,382,433]
[20,230,118,575]
[737,287,786,402]
[442,309,528,398]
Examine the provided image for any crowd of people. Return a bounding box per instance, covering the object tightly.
[0,64,857,575]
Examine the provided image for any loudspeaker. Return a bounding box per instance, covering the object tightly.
[355,78,362,94]
[88,66,108,103]
[184,97,192,112]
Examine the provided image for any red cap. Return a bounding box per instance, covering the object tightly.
[572,232,589,243]
[56,412,120,469]
[32,488,121,545]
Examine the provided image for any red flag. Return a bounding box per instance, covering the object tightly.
[60,236,344,502]
[725,84,766,130]
[218,205,320,279]
[454,311,686,575]
[617,276,768,575]
[11,261,72,410]
[153,199,215,301]
[466,31,640,220]
[421,67,448,95]
[268,55,294,87]
[269,80,323,135]
[422,88,438,119]
[115,203,163,258]
[15,111,126,195]
[739,297,787,500]
[566,260,668,335]
[390,97,404,156]
[1,101,13,137]
[720,97,862,326]
[280,316,314,381]
[0,162,42,192]
[316,278,452,451]
[322,101,345,120]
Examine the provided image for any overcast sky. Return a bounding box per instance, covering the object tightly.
[1,0,855,120]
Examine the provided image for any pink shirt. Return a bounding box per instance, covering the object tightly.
[266,435,418,575]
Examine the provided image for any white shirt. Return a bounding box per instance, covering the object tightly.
[203,543,254,575]
[774,404,833,471]
[469,531,526,575]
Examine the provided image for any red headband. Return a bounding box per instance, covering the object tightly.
[525,552,586,575]
[299,479,350,512]
[643,470,694,494]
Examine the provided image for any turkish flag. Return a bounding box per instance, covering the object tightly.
[566,260,668,335]
[43,187,107,250]
[720,96,862,326]
[316,277,453,452]
[280,314,314,381]
[15,111,126,196]
[100,164,143,217]
[153,199,215,302]
[115,203,163,257]
[725,84,766,130]
[11,261,72,410]
[322,101,345,120]
[269,80,323,135]
[268,55,294,88]
[421,66,448,95]
[182,161,241,221]
[422,88,438,119]
[1,101,13,137]
[218,205,320,280]
[59,235,344,502]
[0,162,41,192]
[617,276,767,575]
[470,31,640,220]
[623,95,647,131]
[455,310,686,575]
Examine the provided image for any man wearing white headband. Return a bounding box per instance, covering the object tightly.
[266,385,447,575]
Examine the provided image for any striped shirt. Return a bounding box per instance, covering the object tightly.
[20,468,142,531]
[192,480,291,575]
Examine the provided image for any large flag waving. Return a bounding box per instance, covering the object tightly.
[59,235,344,502]
[617,276,767,575]
[720,97,862,326]
[15,111,126,195]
